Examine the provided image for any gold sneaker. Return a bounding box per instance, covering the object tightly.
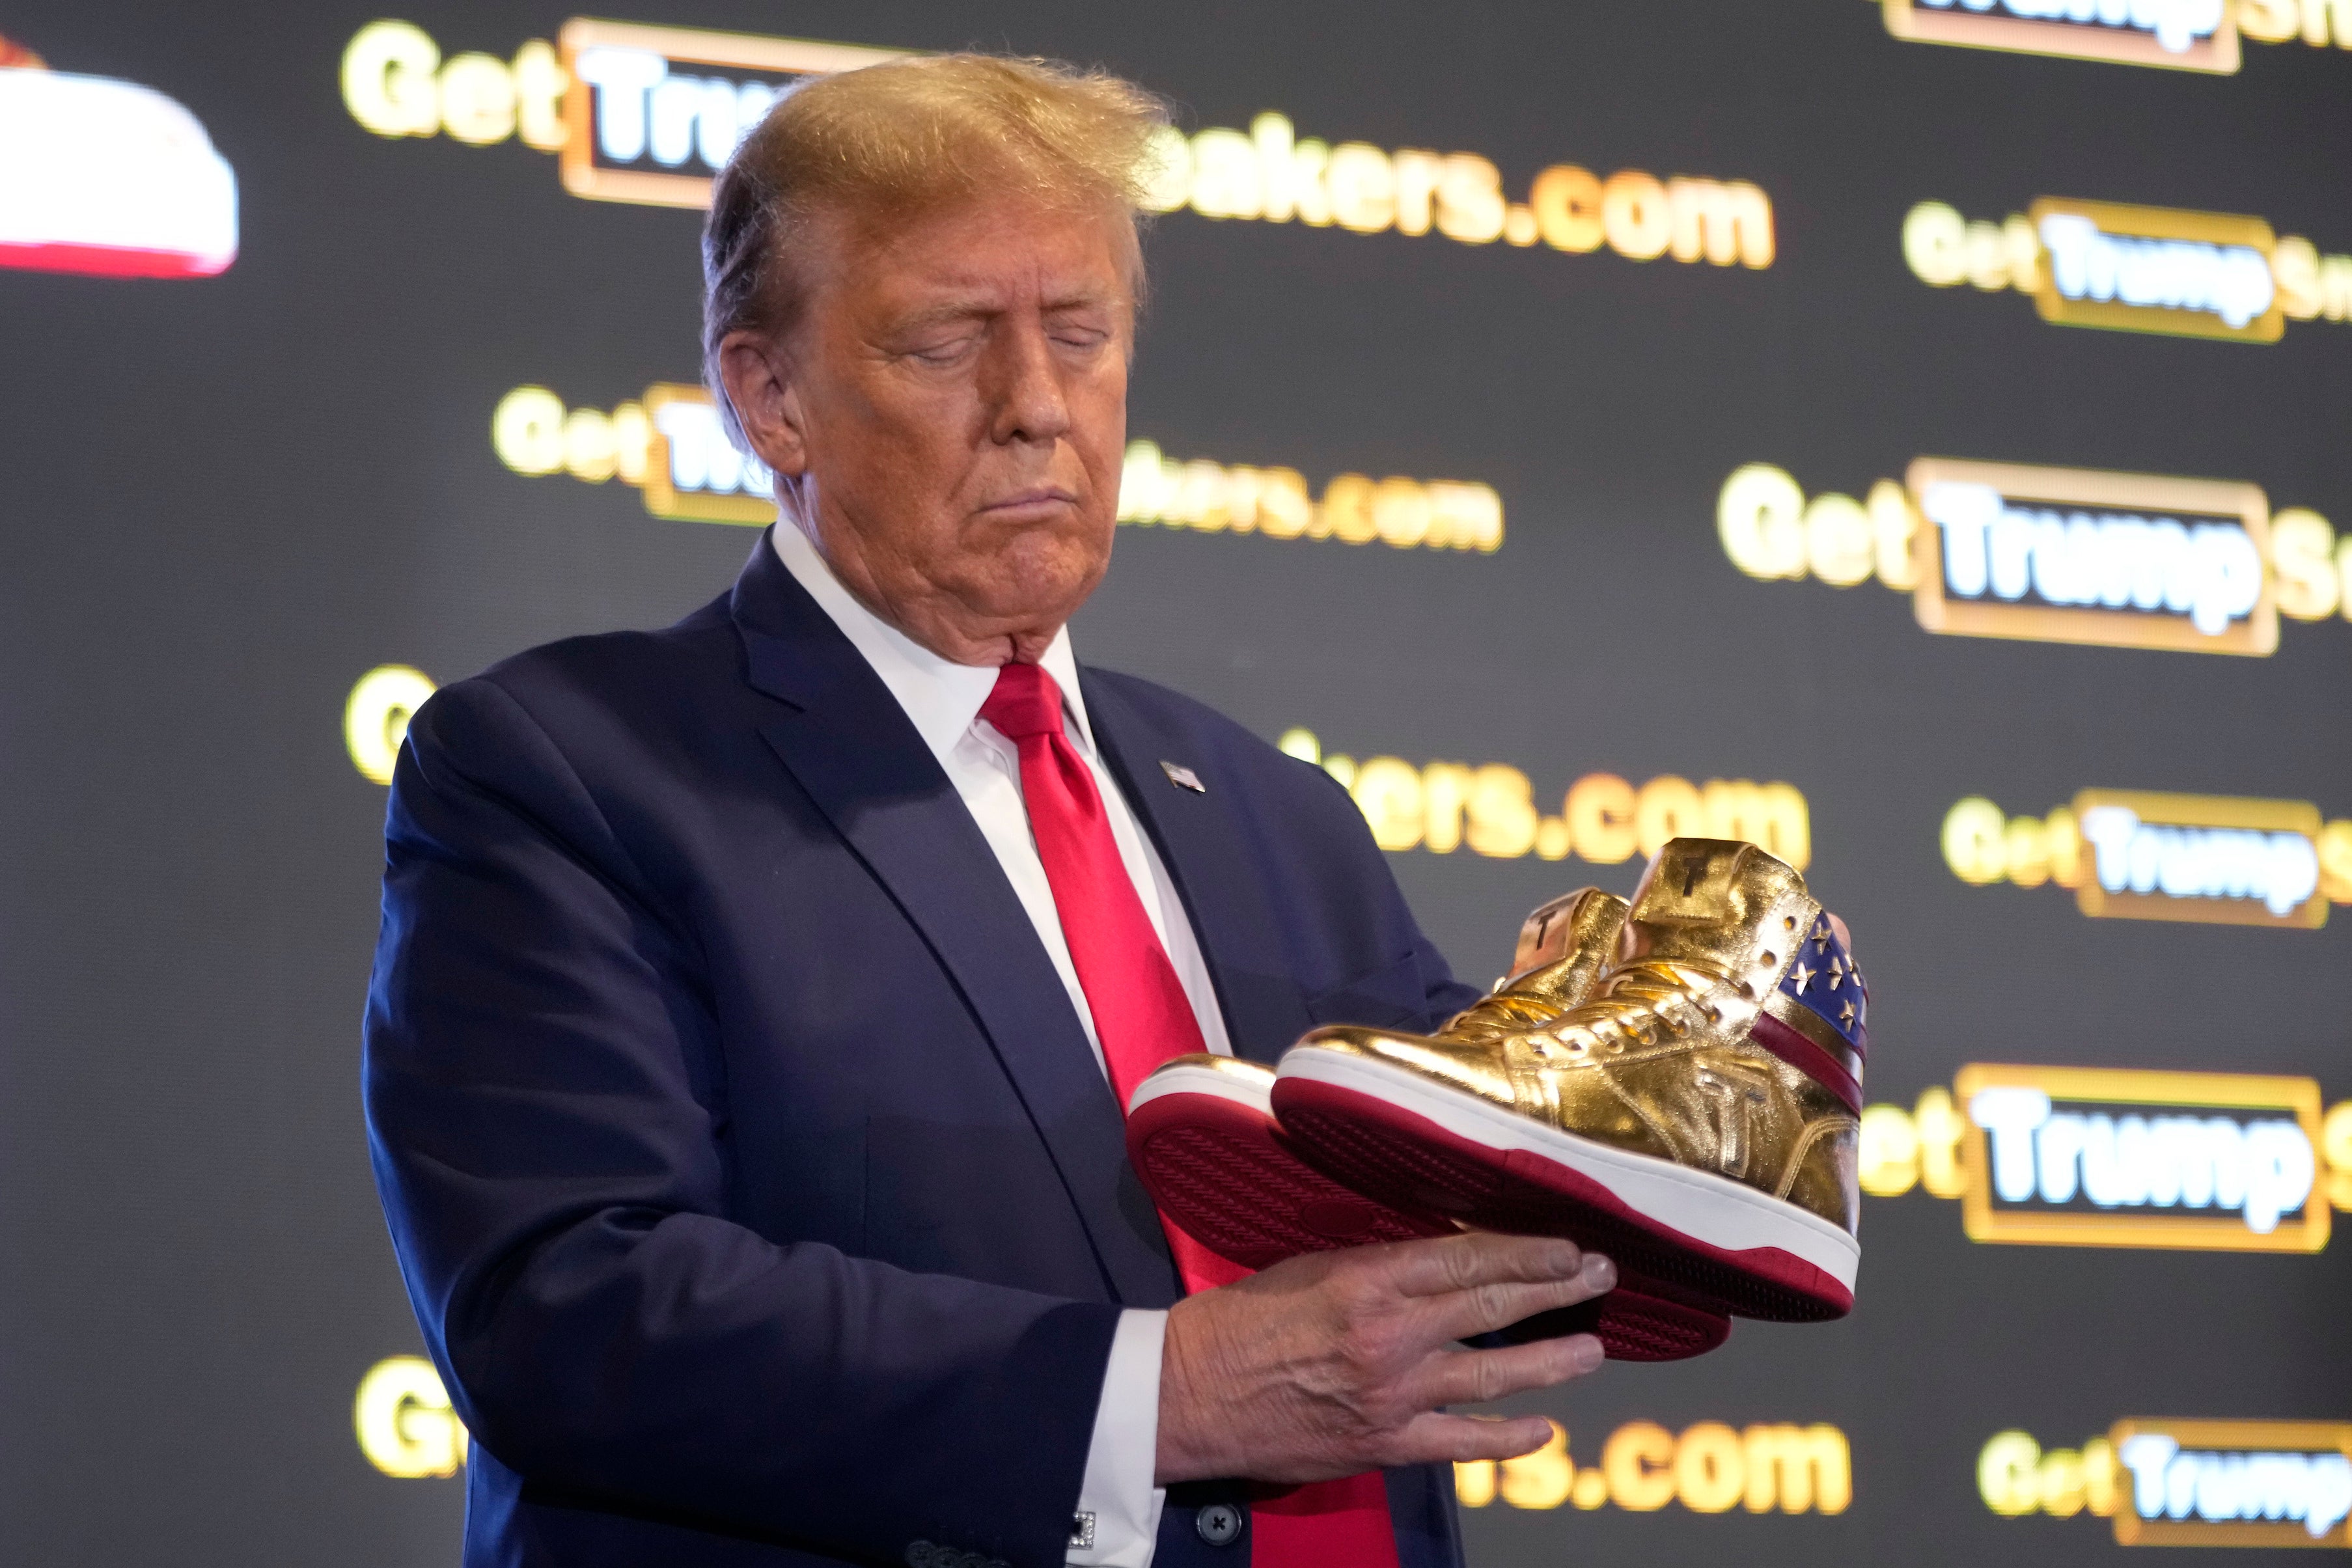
[1128,890,1735,1362]
[1269,839,1866,1322]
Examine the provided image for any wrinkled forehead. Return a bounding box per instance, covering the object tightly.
[790,189,1143,335]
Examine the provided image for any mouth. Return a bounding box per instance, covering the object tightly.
[978,486,1080,517]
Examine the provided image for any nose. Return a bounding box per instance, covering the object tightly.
[983,318,1072,448]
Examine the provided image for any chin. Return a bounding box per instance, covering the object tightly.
[974,531,1109,614]
[986,571,1098,627]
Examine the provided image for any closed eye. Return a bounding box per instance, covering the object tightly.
[904,335,978,366]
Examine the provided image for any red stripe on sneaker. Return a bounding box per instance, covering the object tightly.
[1749,1012,1864,1114]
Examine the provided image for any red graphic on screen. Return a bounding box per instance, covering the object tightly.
[0,36,239,279]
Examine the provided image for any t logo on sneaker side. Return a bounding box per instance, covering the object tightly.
[1695,1063,1772,1179]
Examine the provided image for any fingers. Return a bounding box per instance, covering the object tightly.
[1378,1231,1592,1300]
[1381,1411,1564,1468]
[1411,1248,1617,1344]
[1160,1233,1613,1487]
[1403,1333,1603,1410]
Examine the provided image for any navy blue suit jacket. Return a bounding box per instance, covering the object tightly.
[363,532,1484,1567]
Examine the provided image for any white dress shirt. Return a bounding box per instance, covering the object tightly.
[771,522,1229,1568]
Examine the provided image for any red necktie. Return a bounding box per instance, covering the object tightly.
[979,662,1400,1568]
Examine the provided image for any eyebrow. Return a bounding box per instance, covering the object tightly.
[887,284,1125,335]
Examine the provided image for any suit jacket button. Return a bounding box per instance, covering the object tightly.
[1196,1502,1245,1547]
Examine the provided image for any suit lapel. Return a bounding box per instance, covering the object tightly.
[1083,673,1316,1069]
[729,538,1179,1306]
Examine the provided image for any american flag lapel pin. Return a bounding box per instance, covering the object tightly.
[1160,760,1206,793]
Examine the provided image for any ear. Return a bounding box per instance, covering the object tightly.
[717,329,809,478]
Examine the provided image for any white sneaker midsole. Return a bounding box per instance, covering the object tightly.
[1279,1047,1861,1289]
[1128,1059,1275,1119]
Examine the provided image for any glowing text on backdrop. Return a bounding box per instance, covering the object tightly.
[1118,441,1502,553]
[1941,790,2351,926]
[559,19,900,206]
[1274,730,1810,868]
[1717,459,2352,655]
[1903,197,2352,343]
[2112,1421,2352,1546]
[490,383,1504,551]
[1454,1419,1851,1515]
[1879,0,2237,71]
[340,18,1778,273]
[1911,461,2274,652]
[1955,1065,2329,1252]
[1978,1423,2352,1547]
[1875,0,2352,69]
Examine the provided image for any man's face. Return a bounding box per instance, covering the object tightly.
[732,191,1135,665]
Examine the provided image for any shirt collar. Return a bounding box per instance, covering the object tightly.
[768,521,1097,763]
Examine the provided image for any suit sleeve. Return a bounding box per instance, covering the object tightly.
[362,677,1118,1568]
[1409,928,1487,1028]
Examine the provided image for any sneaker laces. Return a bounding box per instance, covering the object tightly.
[1530,959,1730,1056]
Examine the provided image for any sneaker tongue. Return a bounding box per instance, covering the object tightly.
[1499,889,1627,998]
[1620,838,1809,973]
[1456,890,1630,1035]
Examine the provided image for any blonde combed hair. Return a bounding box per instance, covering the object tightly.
[702,53,1170,446]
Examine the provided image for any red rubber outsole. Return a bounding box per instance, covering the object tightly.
[1128,1089,1736,1360]
[1269,1077,1852,1323]
[1476,1278,1731,1362]
[1130,1093,1450,1269]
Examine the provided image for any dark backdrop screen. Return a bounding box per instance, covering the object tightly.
[3,2,2349,1563]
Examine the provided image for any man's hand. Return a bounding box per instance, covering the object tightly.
[1154,1233,1614,1485]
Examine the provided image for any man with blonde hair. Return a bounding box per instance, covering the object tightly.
[366,53,1609,1568]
